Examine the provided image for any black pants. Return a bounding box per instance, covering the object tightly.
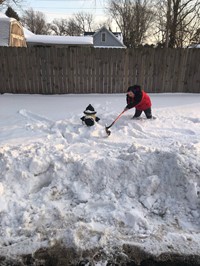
[133,108,152,119]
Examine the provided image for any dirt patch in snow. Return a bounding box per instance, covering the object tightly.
[1,243,200,266]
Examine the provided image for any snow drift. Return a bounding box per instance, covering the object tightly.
[0,93,200,265]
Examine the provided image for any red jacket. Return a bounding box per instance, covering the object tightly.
[135,91,151,110]
[126,91,151,111]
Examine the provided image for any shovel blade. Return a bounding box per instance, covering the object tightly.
[105,126,111,136]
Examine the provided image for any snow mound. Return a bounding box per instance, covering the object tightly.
[0,121,199,257]
[0,93,200,263]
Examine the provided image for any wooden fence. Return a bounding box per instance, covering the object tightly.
[0,46,200,94]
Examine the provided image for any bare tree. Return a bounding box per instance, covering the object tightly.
[0,0,23,5]
[155,0,200,47]
[50,18,69,35]
[66,18,82,35]
[21,8,51,34]
[50,17,82,36]
[0,0,24,17]
[107,0,155,47]
[189,27,200,45]
[165,0,171,47]
[50,12,96,36]
[74,12,95,32]
[96,18,113,31]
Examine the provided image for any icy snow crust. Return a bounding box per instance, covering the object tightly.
[0,93,200,263]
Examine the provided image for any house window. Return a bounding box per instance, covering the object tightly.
[101,32,106,42]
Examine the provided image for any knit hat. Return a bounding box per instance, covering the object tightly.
[83,104,97,115]
[127,85,141,94]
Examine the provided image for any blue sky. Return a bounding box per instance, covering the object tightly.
[19,0,107,22]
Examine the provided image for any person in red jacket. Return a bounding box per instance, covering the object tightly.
[124,85,153,119]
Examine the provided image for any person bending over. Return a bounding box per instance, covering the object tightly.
[124,85,153,119]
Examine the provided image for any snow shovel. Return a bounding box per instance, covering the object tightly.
[105,110,126,136]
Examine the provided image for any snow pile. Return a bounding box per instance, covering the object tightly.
[0,93,200,263]
[0,12,11,46]
[25,34,93,46]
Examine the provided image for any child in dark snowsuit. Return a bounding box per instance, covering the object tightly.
[124,85,153,119]
[81,104,100,126]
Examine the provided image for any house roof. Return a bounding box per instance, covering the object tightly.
[25,34,93,47]
[23,27,35,38]
[84,29,122,38]
[188,44,200,48]
[23,28,93,46]
[84,32,95,36]
[0,12,15,20]
[0,13,13,45]
[0,12,24,46]
[85,26,126,48]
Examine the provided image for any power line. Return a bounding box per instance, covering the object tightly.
[26,0,107,9]
[16,0,107,18]
[35,0,93,2]
[30,7,105,9]
[34,0,93,1]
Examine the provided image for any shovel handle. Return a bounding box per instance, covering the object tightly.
[106,110,126,130]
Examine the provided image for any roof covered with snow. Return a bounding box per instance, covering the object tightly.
[0,12,14,46]
[23,27,35,38]
[26,35,93,46]
[0,12,26,47]
[0,12,15,21]
[23,29,93,47]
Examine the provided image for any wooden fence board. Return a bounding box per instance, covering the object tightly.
[10,48,17,92]
[45,47,51,94]
[0,48,6,92]
[188,49,200,93]
[89,48,94,93]
[57,48,62,93]
[63,48,68,94]
[180,49,189,93]
[126,49,136,88]
[161,49,170,92]
[27,48,33,93]
[0,47,199,94]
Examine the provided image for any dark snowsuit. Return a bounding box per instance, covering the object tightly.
[81,104,100,126]
[81,114,100,127]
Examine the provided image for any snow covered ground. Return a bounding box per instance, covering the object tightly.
[0,93,200,264]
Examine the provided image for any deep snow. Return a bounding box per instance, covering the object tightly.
[0,93,200,264]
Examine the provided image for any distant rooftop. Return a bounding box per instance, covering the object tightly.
[84,31,122,36]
